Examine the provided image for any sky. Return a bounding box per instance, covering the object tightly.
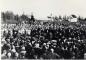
[0,0,86,19]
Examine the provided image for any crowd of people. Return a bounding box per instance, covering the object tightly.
[1,22,86,59]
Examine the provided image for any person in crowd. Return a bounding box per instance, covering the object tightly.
[1,22,86,59]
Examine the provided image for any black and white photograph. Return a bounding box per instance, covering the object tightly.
[1,0,86,59]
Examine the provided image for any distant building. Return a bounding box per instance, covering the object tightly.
[1,11,18,24]
[68,15,78,22]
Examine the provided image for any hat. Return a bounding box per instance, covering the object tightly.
[21,46,25,50]
[12,48,16,53]
[7,52,11,57]
[51,40,57,43]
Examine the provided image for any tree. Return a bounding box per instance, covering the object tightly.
[63,15,67,21]
[84,18,86,21]
[14,15,19,21]
[54,16,59,21]
[78,16,83,20]
[30,14,35,24]
[1,12,5,21]
[59,15,62,20]
[20,14,28,20]
[5,11,14,20]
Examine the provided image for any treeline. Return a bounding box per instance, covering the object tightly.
[47,14,86,22]
[1,11,35,24]
[1,11,86,24]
